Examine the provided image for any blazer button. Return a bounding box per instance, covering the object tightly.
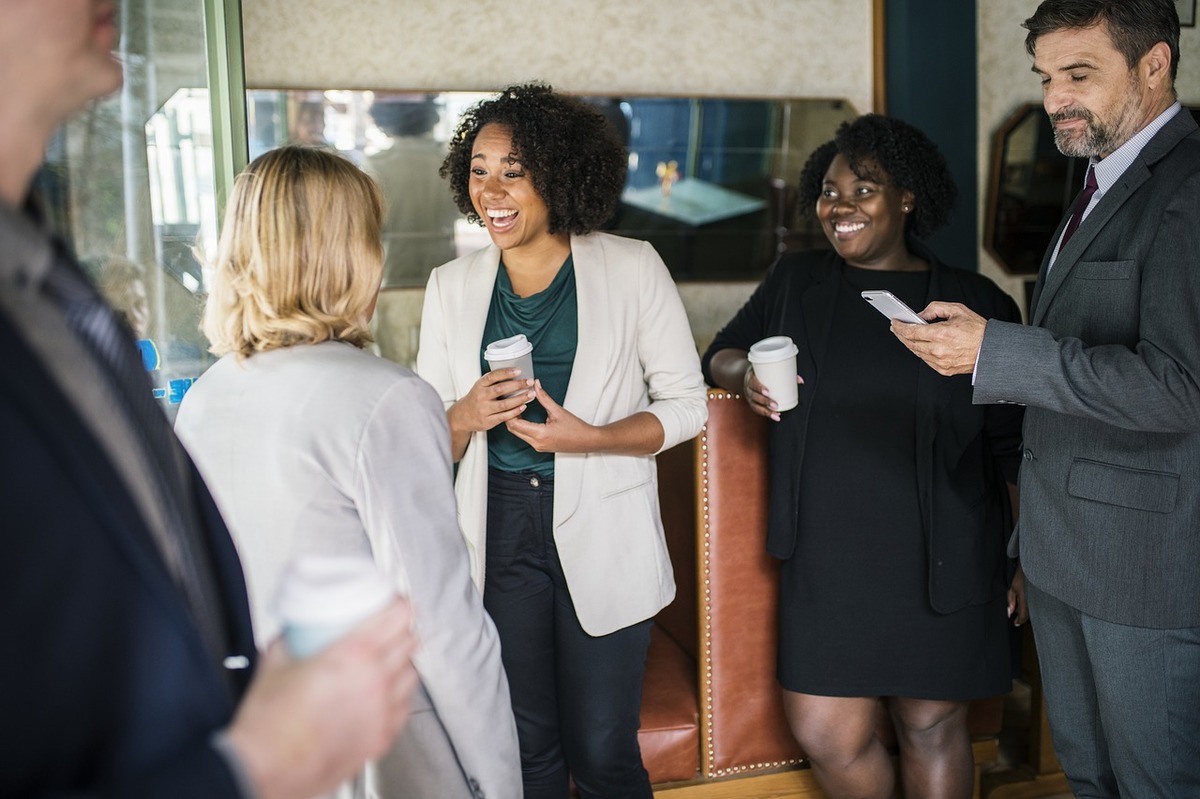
[1022,449,1034,461]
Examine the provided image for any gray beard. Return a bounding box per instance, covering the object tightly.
[1052,74,1142,159]
[1052,113,1118,159]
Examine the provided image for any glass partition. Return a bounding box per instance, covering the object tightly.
[34,0,243,418]
[245,90,857,286]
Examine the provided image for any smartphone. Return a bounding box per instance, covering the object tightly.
[861,290,928,325]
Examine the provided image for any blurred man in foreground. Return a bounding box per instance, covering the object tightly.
[0,2,418,796]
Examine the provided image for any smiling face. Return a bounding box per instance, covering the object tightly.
[467,123,558,255]
[816,153,914,270]
[1033,22,1168,159]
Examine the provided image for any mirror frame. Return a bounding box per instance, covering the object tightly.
[985,102,1200,276]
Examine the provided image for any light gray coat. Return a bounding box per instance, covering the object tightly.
[176,342,521,798]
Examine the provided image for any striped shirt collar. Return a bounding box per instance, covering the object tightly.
[1090,101,1182,193]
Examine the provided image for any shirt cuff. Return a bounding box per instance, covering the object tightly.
[211,730,261,799]
[970,334,985,385]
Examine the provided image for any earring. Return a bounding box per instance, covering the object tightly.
[902,204,912,213]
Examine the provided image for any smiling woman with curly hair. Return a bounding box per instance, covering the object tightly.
[704,114,1025,799]
[440,83,627,235]
[418,83,707,798]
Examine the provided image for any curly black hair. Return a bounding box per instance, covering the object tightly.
[796,114,957,240]
[440,83,628,235]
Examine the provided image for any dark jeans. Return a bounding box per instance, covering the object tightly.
[1026,580,1200,798]
[484,468,653,799]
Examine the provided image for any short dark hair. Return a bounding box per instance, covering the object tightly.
[796,114,956,240]
[1023,0,1180,86]
[371,96,439,138]
[440,83,628,236]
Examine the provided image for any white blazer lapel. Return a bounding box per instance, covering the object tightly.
[555,234,610,526]
[455,246,502,392]
[561,234,608,421]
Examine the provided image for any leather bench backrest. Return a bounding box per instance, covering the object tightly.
[698,390,804,777]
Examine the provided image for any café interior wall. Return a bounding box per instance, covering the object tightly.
[977,0,1200,314]
[243,0,1200,360]
[240,0,874,363]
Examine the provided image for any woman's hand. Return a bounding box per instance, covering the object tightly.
[742,366,778,420]
[1007,561,1028,627]
[505,380,598,454]
[506,381,665,455]
[707,348,802,423]
[743,366,803,422]
[446,369,535,460]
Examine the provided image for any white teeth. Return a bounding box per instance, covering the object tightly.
[487,209,517,219]
[835,221,866,233]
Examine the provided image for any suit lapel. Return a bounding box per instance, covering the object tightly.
[1032,162,1150,325]
[798,252,840,380]
[1032,108,1198,325]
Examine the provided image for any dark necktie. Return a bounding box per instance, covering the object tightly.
[42,243,229,663]
[1060,166,1098,247]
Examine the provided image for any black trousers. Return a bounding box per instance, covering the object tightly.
[484,468,653,799]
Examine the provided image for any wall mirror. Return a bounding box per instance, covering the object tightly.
[244,90,858,287]
[985,103,1200,276]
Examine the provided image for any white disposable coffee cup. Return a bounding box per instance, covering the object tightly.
[484,333,535,397]
[747,335,800,412]
[273,555,395,658]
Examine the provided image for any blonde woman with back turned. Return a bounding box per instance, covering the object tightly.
[176,145,521,799]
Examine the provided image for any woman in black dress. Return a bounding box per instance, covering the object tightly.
[703,114,1027,799]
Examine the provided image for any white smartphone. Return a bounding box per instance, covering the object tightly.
[861,290,928,325]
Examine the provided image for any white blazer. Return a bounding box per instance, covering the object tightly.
[417,232,707,636]
[176,342,521,799]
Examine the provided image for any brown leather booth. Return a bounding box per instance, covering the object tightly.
[636,389,1005,797]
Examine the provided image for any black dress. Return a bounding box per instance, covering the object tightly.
[774,265,1010,699]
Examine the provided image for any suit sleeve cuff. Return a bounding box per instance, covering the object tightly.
[211,730,261,799]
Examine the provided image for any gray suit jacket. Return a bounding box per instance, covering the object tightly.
[975,108,1200,628]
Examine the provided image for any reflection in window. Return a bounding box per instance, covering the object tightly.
[246,90,856,286]
[35,0,224,419]
[145,88,218,294]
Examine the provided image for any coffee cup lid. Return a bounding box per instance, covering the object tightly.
[747,335,798,363]
[273,555,394,626]
[484,334,533,360]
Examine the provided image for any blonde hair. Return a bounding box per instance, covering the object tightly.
[203,146,385,357]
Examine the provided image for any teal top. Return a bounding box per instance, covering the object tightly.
[481,254,578,476]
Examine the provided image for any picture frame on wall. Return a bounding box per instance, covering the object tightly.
[1179,0,1196,28]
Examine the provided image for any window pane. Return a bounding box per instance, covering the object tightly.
[37,0,223,421]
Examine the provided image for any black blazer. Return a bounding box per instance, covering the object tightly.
[0,307,258,798]
[702,244,1024,613]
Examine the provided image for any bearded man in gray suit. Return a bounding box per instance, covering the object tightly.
[892,1,1200,796]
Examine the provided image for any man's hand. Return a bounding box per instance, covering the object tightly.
[227,598,419,799]
[1008,561,1029,627]
[890,301,987,376]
